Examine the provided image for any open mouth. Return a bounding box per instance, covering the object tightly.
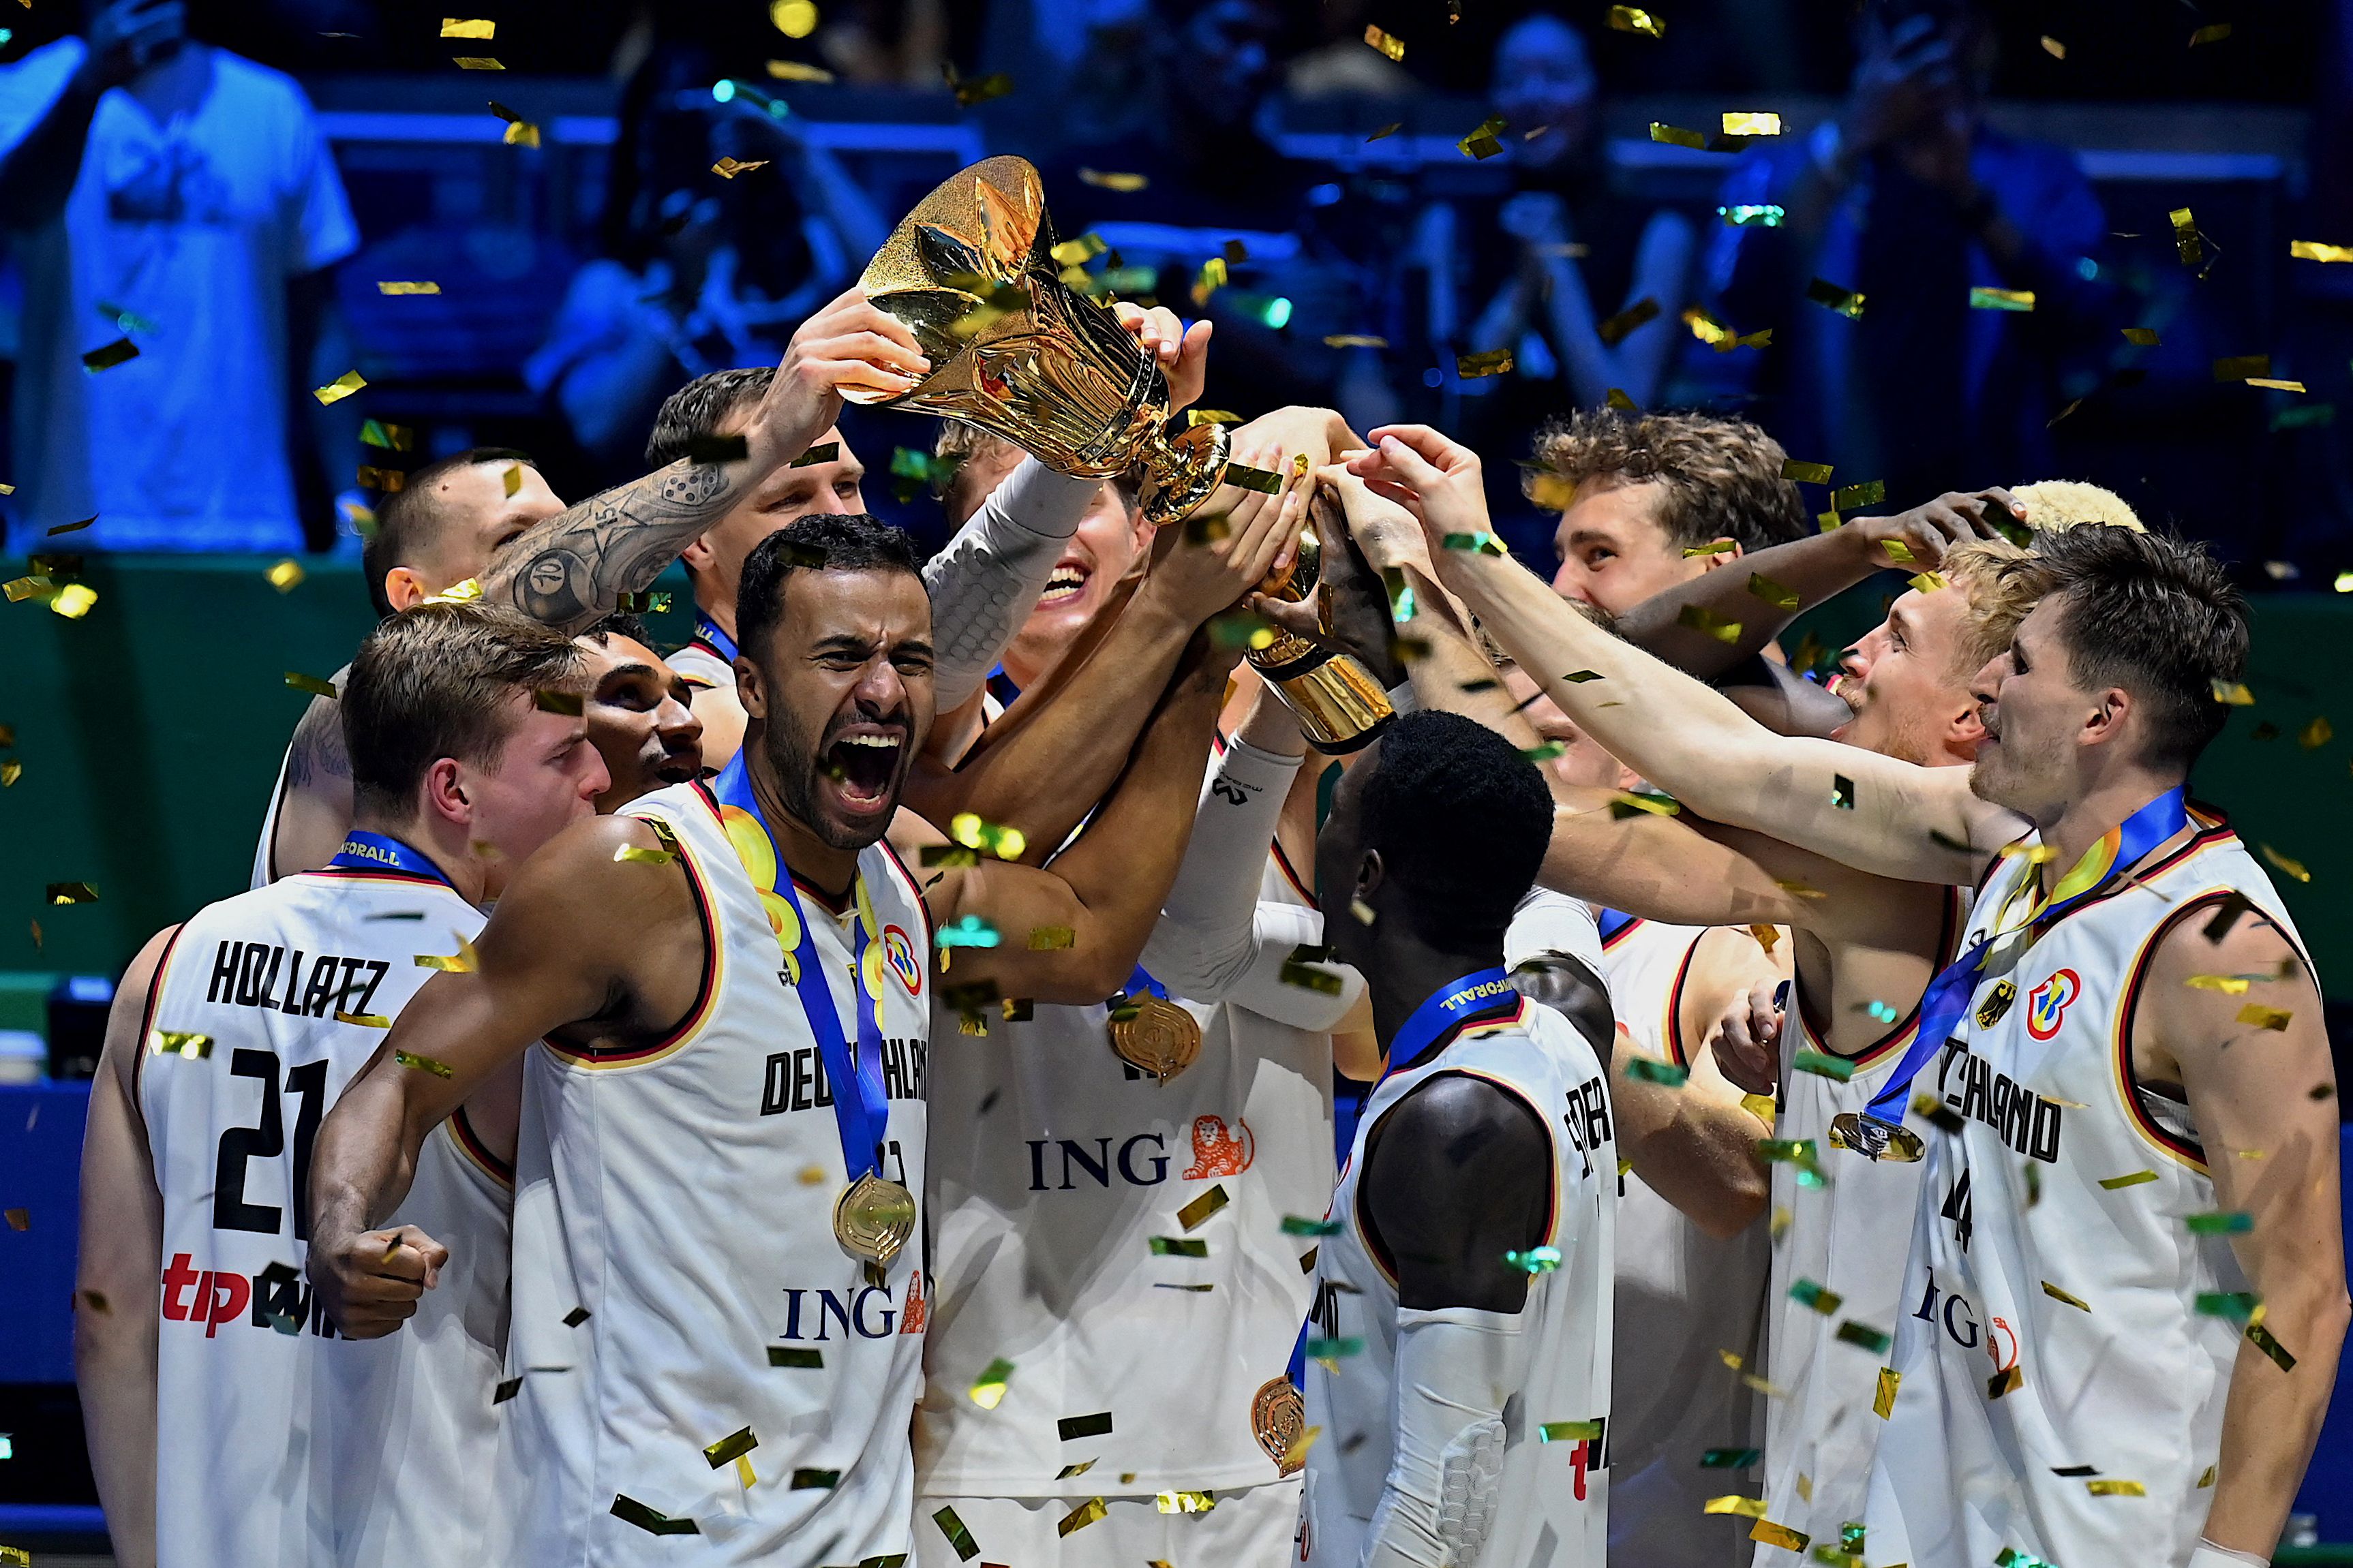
[823,725,906,814]
[653,750,700,784]
[1823,668,1861,713]
[1037,561,1090,605]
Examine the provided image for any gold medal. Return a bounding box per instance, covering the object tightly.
[1828,1111,1924,1163]
[1252,1376,1307,1475]
[833,1170,918,1269]
[1107,993,1202,1081]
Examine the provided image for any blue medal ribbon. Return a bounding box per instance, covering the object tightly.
[711,752,893,1184]
[1376,966,1517,1090]
[693,610,740,666]
[1119,964,1168,1004]
[1596,908,1638,945]
[1862,786,2190,1129]
[328,831,457,891]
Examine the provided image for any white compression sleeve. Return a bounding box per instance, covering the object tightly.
[2190,1545,2270,1568]
[922,457,1097,711]
[1363,1306,1535,1568]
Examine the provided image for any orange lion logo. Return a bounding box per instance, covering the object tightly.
[1182,1115,1255,1179]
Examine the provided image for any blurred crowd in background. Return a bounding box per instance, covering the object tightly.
[3,0,2350,581]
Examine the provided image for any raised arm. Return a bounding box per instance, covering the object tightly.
[481,286,928,633]
[915,634,1237,1005]
[75,923,176,1568]
[1352,425,2016,885]
[305,816,693,1334]
[907,444,1304,857]
[2149,908,2348,1559]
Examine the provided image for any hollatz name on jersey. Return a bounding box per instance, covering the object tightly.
[161,1252,339,1340]
[1932,1039,2064,1163]
[207,937,391,1020]
[761,1036,928,1115]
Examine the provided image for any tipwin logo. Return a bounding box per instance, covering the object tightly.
[160,1252,335,1338]
[2024,969,2082,1041]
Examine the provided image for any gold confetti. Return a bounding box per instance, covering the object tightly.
[2236,1003,2293,1031]
[453,55,504,69]
[1609,4,1665,37]
[440,17,495,37]
[2292,240,2353,263]
[772,0,818,36]
[703,1426,758,1467]
[1744,1093,1778,1126]
[2246,1321,2297,1372]
[1971,288,2036,311]
[1178,1184,1230,1230]
[2300,716,2333,749]
[1747,573,1799,611]
[284,672,338,701]
[1596,297,1660,345]
[1722,112,1780,136]
[1281,1425,1322,1468]
[2100,1169,2159,1189]
[713,157,770,179]
[2215,354,2271,381]
[2123,326,2161,345]
[767,59,836,82]
[1157,1490,1216,1513]
[80,338,140,373]
[45,882,97,905]
[1362,23,1405,60]
[2085,1479,2146,1496]
[1366,122,1403,142]
[1987,1364,2023,1398]
[0,1209,20,1231]
[967,1356,1015,1409]
[2041,1280,2091,1311]
[1078,168,1147,191]
[1704,1495,1768,1518]
[1782,459,1833,483]
[1750,1520,1810,1553]
[1605,387,1638,411]
[2186,974,2251,994]
[1458,116,1507,159]
[1650,122,1706,149]
[2041,35,2065,57]
[1874,1366,1900,1417]
[0,759,18,788]
[2211,679,2256,705]
[2259,844,2310,882]
[314,369,367,405]
[393,1049,452,1075]
[1457,349,1513,379]
[49,583,97,619]
[1059,1498,1108,1537]
[1677,604,1742,644]
[262,559,307,594]
[1323,333,1389,348]
[1909,572,1949,594]
[2189,22,2231,45]
[376,279,442,296]
[613,842,675,865]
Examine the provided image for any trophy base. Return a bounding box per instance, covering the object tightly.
[1138,422,1230,527]
[1250,639,1395,755]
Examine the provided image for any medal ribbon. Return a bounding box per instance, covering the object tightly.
[710,752,893,1183]
[1862,786,2189,1129]
[1596,908,1638,945]
[328,831,458,892]
[1376,966,1517,1090]
[693,610,741,666]
[1117,964,1169,1004]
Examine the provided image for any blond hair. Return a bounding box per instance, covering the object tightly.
[1939,536,2040,680]
[2010,480,2144,533]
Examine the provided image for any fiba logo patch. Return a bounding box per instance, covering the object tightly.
[882,925,921,995]
[2024,969,2082,1041]
[1181,1115,1254,1179]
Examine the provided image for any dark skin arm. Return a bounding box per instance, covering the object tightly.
[905,449,1304,864]
[1363,1074,1554,1311]
[905,632,1246,1003]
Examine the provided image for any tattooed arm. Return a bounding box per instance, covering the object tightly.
[479,286,932,634]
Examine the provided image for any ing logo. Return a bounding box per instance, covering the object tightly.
[2024,969,2082,1041]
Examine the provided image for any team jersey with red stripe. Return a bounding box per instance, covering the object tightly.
[1302,994,1617,1568]
[139,865,508,1568]
[1757,885,1969,1559]
[1592,916,1774,1568]
[1865,812,2305,1568]
[505,779,934,1567]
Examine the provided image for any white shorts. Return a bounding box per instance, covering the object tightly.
[914,1481,1302,1568]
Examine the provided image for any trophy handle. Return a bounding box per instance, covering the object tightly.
[1136,422,1231,527]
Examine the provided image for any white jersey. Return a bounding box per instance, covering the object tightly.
[1303,989,1617,1568]
[1595,915,1773,1568]
[506,779,934,1567]
[1758,887,1967,1558]
[1866,812,2303,1568]
[671,617,736,694]
[916,849,1335,1498]
[140,858,509,1568]
[249,745,290,889]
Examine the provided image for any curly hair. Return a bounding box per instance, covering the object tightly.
[1524,408,1810,553]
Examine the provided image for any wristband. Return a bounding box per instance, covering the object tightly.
[2191,1543,2268,1568]
[1386,679,1420,715]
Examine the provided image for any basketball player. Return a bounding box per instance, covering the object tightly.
[656,301,1209,767]
[1301,710,1617,1568]
[1362,430,2346,1568]
[575,614,704,812]
[256,285,1159,878]
[303,502,1291,1568]
[74,604,607,1568]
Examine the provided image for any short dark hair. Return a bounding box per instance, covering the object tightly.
[344,602,589,818]
[646,367,774,468]
[736,514,925,660]
[361,448,538,619]
[580,611,653,648]
[1525,408,1808,553]
[1363,711,1555,950]
[2003,526,2249,773]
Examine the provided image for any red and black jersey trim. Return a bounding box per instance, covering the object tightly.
[130,923,192,1102]
[551,806,719,1066]
[449,1103,516,1187]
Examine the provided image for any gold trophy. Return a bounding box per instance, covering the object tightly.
[851,156,1395,753]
